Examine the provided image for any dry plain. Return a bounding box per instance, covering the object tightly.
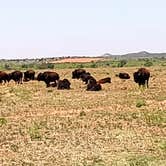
[0,66,166,165]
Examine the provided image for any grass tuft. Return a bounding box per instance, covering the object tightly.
[0,117,7,127]
[136,99,146,108]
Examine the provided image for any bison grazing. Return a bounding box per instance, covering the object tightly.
[0,71,9,84]
[37,71,59,87]
[72,69,86,79]
[117,73,130,79]
[24,70,35,82]
[86,77,102,91]
[133,68,150,88]
[8,71,23,84]
[97,77,111,84]
[57,79,71,90]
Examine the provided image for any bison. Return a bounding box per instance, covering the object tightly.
[86,77,102,91]
[0,71,9,84]
[80,72,94,84]
[8,71,23,84]
[97,77,111,84]
[23,70,35,82]
[116,73,130,79]
[57,79,71,90]
[133,68,150,88]
[37,71,59,87]
[72,69,86,79]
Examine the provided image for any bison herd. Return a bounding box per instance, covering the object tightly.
[0,67,150,91]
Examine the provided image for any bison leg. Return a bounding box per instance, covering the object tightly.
[20,79,23,84]
[146,79,149,88]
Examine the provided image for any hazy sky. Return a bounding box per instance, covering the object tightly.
[0,0,165,59]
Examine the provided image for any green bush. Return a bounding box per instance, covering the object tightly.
[47,63,54,69]
[90,62,97,68]
[117,60,127,67]
[76,63,84,68]
[144,60,153,67]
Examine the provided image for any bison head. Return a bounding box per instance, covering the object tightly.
[37,73,44,81]
[133,72,139,83]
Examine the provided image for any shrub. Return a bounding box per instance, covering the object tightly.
[117,60,127,67]
[90,62,97,68]
[47,63,54,69]
[144,61,153,67]
[144,59,153,67]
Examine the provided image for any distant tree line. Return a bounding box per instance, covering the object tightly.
[0,57,166,70]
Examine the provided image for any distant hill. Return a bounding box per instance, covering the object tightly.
[102,51,166,59]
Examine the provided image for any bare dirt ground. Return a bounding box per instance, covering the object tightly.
[51,57,103,63]
[0,66,166,165]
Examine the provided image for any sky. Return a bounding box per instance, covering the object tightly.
[0,0,165,59]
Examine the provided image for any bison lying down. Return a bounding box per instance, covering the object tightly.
[133,68,150,88]
[97,77,111,84]
[57,79,71,90]
[86,77,102,91]
[116,73,130,79]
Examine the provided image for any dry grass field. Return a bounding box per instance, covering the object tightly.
[0,66,166,165]
[51,57,104,63]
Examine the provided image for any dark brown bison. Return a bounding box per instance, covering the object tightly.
[0,71,9,84]
[87,83,102,91]
[37,71,59,87]
[8,71,23,84]
[57,79,71,90]
[116,73,130,79]
[80,72,94,84]
[23,70,35,82]
[72,69,86,79]
[97,77,111,84]
[133,68,150,88]
[87,77,102,91]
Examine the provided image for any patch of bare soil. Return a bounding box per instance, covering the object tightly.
[51,57,104,63]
